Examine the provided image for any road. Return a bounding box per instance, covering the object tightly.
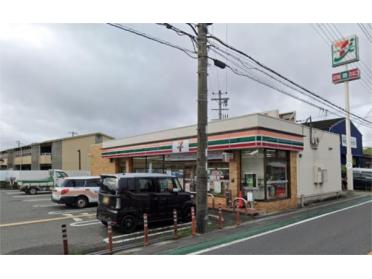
[0,189,112,254]
[0,189,192,255]
[199,200,372,255]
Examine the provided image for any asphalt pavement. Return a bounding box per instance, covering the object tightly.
[201,201,372,254]
[130,194,372,255]
[0,189,108,254]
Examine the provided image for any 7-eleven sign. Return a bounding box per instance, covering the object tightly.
[332,68,360,84]
[332,35,359,67]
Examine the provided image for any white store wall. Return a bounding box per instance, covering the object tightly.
[297,126,342,198]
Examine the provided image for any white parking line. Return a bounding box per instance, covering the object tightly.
[24,198,51,202]
[48,209,96,215]
[33,204,62,208]
[188,199,372,255]
[70,220,101,227]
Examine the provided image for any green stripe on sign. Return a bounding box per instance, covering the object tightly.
[102,145,172,156]
[261,136,303,146]
[102,136,303,156]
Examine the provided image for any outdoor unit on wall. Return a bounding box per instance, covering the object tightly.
[313,165,324,185]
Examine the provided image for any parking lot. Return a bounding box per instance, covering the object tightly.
[0,189,109,254]
[0,189,253,255]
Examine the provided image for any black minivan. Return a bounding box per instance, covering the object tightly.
[96,173,195,233]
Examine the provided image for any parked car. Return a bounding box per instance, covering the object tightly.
[19,169,68,195]
[353,168,372,191]
[96,173,195,233]
[51,176,101,208]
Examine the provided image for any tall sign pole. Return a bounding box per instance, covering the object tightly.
[332,35,359,191]
[344,64,353,191]
[196,23,209,234]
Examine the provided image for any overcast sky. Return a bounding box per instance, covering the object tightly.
[0,23,371,150]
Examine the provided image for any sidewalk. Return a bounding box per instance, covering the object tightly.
[114,191,371,255]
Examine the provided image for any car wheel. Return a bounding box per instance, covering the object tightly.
[120,215,137,234]
[76,196,88,209]
[29,188,38,195]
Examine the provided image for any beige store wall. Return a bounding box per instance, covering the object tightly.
[62,136,97,170]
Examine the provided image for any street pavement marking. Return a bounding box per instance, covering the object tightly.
[70,220,101,227]
[33,204,62,208]
[48,209,96,215]
[188,199,372,255]
[24,198,51,202]
[0,213,96,228]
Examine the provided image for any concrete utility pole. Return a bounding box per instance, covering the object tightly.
[16,140,22,182]
[344,64,353,190]
[211,90,229,120]
[196,23,209,234]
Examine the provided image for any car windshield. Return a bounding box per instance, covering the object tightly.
[102,177,118,191]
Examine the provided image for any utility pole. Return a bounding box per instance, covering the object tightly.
[68,131,78,137]
[211,90,229,120]
[344,64,353,190]
[16,140,22,182]
[196,23,209,234]
[77,149,81,170]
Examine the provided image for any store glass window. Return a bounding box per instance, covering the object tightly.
[241,149,265,200]
[265,149,289,200]
[208,161,229,196]
[147,156,164,173]
[133,157,146,172]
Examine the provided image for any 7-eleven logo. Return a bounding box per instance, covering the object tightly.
[172,139,189,153]
[332,35,359,67]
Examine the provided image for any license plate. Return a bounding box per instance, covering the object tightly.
[103,196,110,205]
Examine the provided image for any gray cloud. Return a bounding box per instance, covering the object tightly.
[0,23,371,150]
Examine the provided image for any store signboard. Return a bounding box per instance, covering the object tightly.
[332,35,359,67]
[341,135,357,149]
[332,68,360,84]
[172,139,189,153]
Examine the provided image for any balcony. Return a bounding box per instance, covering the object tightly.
[39,153,52,164]
[14,155,32,165]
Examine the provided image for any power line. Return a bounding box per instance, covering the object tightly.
[207,33,372,125]
[313,24,372,92]
[209,57,372,129]
[357,23,372,43]
[331,23,372,82]
[107,23,197,59]
[208,49,372,128]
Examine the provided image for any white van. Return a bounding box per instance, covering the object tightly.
[51,176,101,208]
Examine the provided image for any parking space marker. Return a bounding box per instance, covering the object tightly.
[0,213,96,228]
[70,220,101,227]
[24,198,51,202]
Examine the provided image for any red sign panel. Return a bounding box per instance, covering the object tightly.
[332,68,360,84]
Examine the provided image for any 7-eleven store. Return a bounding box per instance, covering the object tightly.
[91,112,341,212]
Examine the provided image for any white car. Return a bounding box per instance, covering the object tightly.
[51,176,101,208]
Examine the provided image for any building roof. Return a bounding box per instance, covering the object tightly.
[303,118,344,131]
[103,112,305,149]
[39,132,114,144]
[1,132,114,152]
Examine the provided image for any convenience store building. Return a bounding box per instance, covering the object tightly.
[90,111,342,212]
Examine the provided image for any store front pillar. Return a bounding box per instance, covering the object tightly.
[125,157,133,172]
[229,150,241,200]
